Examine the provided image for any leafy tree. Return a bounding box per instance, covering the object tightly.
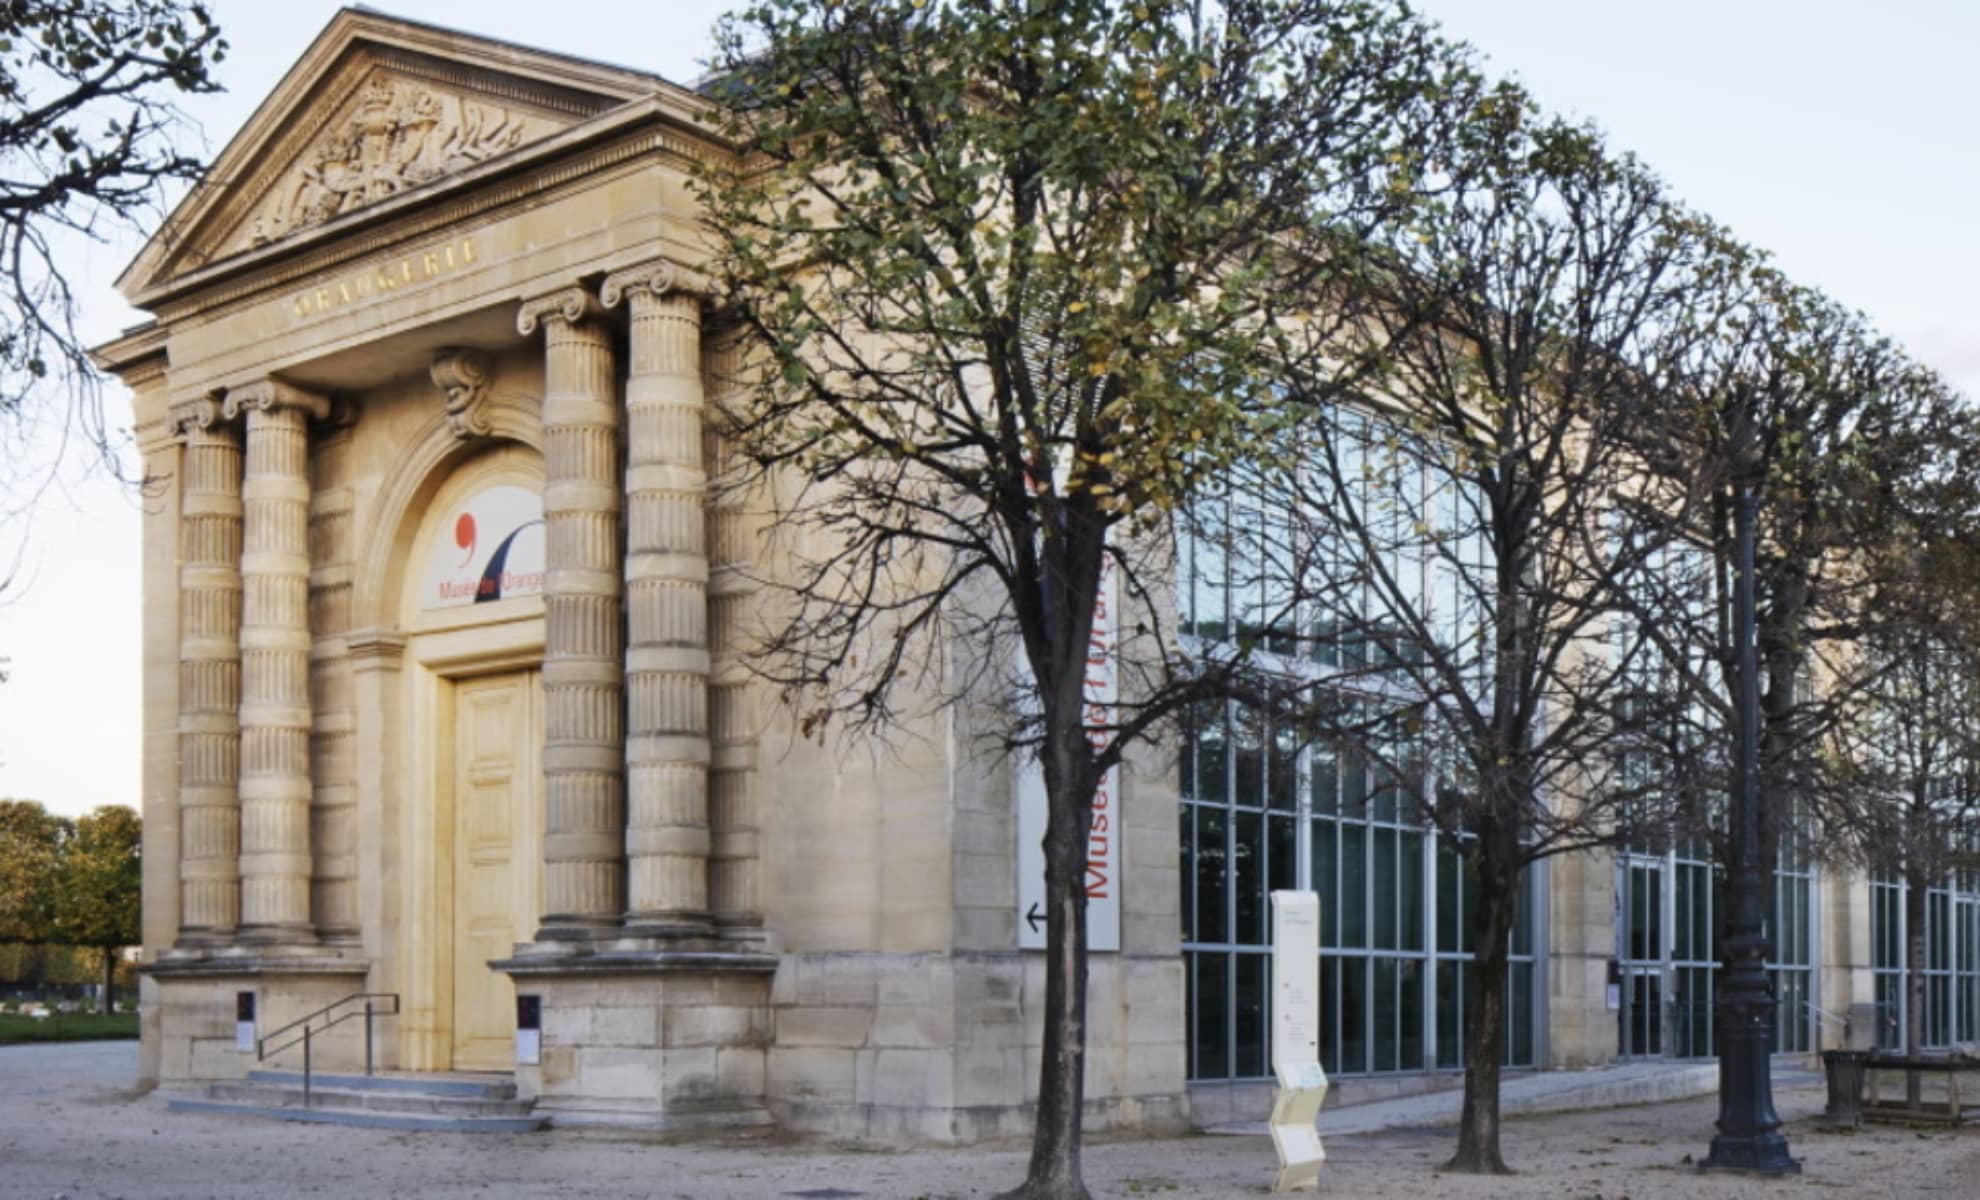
[695,2,1478,1194]
[50,804,139,1013]
[0,0,225,584]
[0,797,64,946]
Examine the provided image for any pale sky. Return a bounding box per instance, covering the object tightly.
[0,0,1974,817]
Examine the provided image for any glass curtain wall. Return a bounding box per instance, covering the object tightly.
[1869,852,1980,1051]
[1177,412,1536,1084]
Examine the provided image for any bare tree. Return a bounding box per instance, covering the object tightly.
[0,0,225,585]
[1245,108,1719,1172]
[693,2,1480,1195]
[1831,527,1980,1089]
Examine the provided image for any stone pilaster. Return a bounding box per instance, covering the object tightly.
[518,286,624,938]
[602,262,712,934]
[171,395,243,945]
[704,331,764,930]
[225,379,330,943]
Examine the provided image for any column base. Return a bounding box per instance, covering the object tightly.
[621,911,715,940]
[237,924,321,949]
[532,915,624,944]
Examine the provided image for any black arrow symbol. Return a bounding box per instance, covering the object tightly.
[1025,902,1045,933]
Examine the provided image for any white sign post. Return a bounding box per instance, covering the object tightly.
[1015,552,1121,953]
[1269,890,1328,1191]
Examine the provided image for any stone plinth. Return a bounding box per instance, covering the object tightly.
[495,946,776,1127]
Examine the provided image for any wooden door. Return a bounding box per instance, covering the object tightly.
[450,669,541,1070]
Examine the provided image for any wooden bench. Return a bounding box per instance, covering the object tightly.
[1863,1054,1980,1126]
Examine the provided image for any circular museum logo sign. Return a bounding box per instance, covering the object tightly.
[423,484,545,609]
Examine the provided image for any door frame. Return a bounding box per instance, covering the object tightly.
[398,609,543,1071]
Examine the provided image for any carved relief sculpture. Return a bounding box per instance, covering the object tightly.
[251,74,532,246]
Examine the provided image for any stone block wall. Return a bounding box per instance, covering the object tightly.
[763,950,1187,1143]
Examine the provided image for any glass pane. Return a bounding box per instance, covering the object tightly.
[1400,832,1424,952]
[1375,958,1399,1071]
[1235,811,1264,946]
[1342,824,1367,949]
[1341,750,1367,818]
[1315,821,1339,947]
[1234,706,1263,808]
[1311,744,1338,815]
[1437,839,1460,953]
[1235,954,1268,1078]
[1399,958,1424,1071]
[1269,814,1297,899]
[1196,807,1228,945]
[1192,498,1229,641]
[1374,827,1398,951]
[1193,951,1229,1079]
[1341,957,1369,1074]
[1268,720,1298,812]
[1198,710,1229,804]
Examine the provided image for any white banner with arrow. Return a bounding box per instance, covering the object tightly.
[1014,551,1122,953]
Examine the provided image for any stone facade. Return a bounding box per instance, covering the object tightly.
[101,7,1887,1145]
[101,8,1186,1140]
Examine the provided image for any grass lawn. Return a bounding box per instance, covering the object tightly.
[0,1012,139,1045]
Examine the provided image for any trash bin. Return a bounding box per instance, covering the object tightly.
[1824,1050,1870,1128]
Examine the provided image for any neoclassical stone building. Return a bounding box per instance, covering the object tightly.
[103,7,1180,1140]
[106,5,1938,1143]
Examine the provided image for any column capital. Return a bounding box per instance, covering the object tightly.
[429,347,495,439]
[223,378,331,422]
[600,259,713,310]
[517,286,603,337]
[167,393,228,438]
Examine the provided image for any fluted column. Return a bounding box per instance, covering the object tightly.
[603,263,712,934]
[172,395,243,945]
[518,286,624,939]
[225,379,329,943]
[704,330,765,929]
[308,415,360,943]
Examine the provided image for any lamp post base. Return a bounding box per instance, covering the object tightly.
[1699,1132,1801,1176]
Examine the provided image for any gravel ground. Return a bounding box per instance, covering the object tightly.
[4,1042,1977,1198]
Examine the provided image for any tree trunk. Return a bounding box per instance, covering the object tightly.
[1001,745,1094,1200]
[1905,862,1927,1106]
[1444,845,1519,1174]
[100,946,115,1015]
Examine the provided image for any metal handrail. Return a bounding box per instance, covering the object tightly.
[255,992,400,1109]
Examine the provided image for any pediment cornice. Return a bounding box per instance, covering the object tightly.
[117,7,724,310]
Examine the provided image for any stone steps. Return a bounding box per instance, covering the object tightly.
[166,1069,544,1133]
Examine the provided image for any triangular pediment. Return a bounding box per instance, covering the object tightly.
[121,7,673,305]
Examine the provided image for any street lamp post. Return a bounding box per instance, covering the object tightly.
[1700,478,1799,1175]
